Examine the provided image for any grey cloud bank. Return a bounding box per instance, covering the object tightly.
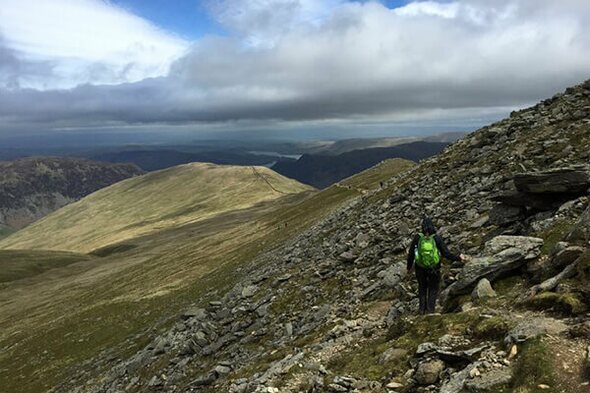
[1,0,590,135]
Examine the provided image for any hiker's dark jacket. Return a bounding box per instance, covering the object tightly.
[407,233,460,270]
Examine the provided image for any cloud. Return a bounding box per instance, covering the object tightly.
[0,0,188,89]
[2,0,590,134]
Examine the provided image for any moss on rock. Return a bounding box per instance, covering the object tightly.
[473,316,513,340]
[527,292,586,315]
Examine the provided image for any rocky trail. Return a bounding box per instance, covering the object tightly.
[58,81,590,393]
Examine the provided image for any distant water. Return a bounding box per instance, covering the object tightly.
[248,151,302,160]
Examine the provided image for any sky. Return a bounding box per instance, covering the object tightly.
[1,0,590,139]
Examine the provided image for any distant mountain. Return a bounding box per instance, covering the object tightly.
[0,157,143,232]
[306,132,465,155]
[91,149,295,171]
[272,141,449,188]
[0,163,313,252]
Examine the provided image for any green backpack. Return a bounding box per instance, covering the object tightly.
[415,233,441,268]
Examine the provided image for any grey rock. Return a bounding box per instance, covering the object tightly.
[377,262,407,288]
[504,317,567,345]
[125,351,151,375]
[379,348,408,364]
[284,322,293,337]
[471,279,496,300]
[415,359,445,385]
[416,342,438,356]
[181,307,207,321]
[440,363,479,393]
[549,246,585,272]
[514,166,590,194]
[465,368,512,391]
[328,383,348,392]
[339,251,357,263]
[241,285,258,298]
[148,376,162,389]
[484,236,544,258]
[214,364,232,376]
[567,205,590,242]
[488,205,525,226]
[190,373,217,386]
[441,236,543,303]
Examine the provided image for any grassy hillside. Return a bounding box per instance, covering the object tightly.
[0,250,92,284]
[0,159,413,393]
[0,163,312,253]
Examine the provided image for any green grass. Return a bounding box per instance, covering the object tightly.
[536,219,576,256]
[0,163,313,253]
[327,336,408,380]
[340,158,416,191]
[0,250,92,283]
[472,316,513,340]
[510,338,557,393]
[391,311,481,352]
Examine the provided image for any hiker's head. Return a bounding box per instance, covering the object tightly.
[421,216,436,235]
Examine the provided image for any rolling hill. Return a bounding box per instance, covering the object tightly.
[0,157,143,232]
[272,141,449,188]
[0,163,313,253]
[0,158,414,393]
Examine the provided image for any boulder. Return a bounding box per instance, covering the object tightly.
[338,251,357,263]
[493,191,562,210]
[241,285,258,298]
[504,317,567,345]
[488,205,525,226]
[181,307,208,321]
[439,363,480,393]
[441,236,543,304]
[472,279,496,300]
[379,348,408,365]
[551,246,585,270]
[567,205,590,242]
[513,166,590,194]
[377,262,407,288]
[484,236,544,258]
[465,368,512,392]
[415,359,445,385]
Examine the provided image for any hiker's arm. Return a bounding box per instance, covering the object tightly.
[406,234,419,270]
[435,234,461,262]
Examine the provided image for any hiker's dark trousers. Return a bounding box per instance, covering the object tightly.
[415,266,441,314]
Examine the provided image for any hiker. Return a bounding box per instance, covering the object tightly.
[406,217,466,314]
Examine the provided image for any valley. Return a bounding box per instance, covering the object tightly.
[0,159,414,393]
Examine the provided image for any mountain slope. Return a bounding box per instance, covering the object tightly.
[272,141,448,188]
[0,158,414,393]
[0,157,143,231]
[0,163,313,253]
[61,81,590,393]
[307,132,464,156]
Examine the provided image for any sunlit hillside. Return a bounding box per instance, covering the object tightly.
[0,163,313,253]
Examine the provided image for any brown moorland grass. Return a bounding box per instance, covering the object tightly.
[0,163,313,253]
